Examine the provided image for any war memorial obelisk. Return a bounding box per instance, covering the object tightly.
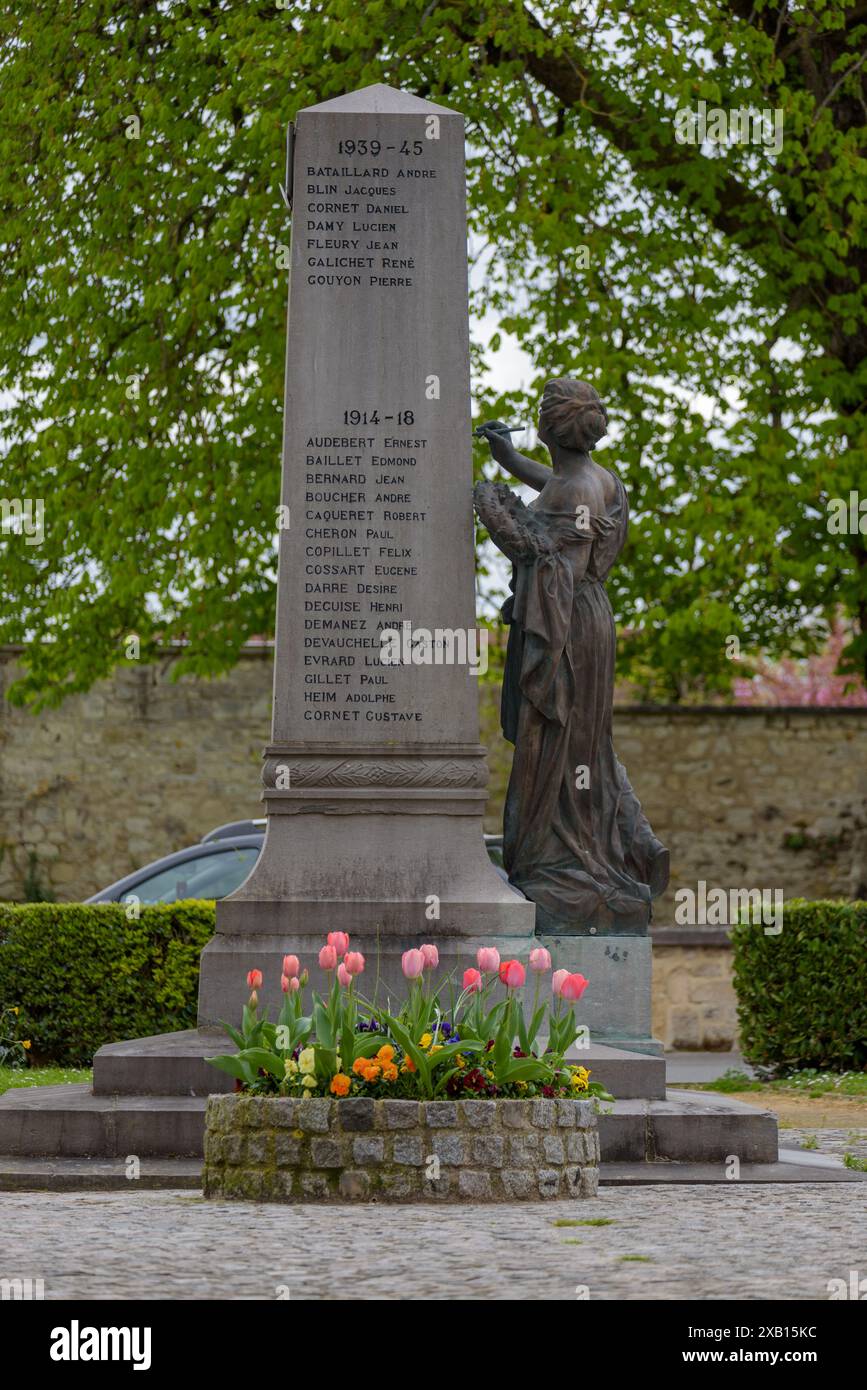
[0,85,781,1176]
[198,83,534,1021]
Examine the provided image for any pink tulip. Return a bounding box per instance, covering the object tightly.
[280,974,290,994]
[282,955,300,979]
[337,962,352,988]
[343,951,365,976]
[420,943,439,969]
[560,973,589,1002]
[499,959,526,989]
[529,947,552,973]
[289,977,300,993]
[462,967,482,993]
[552,969,569,997]
[327,931,350,955]
[402,948,425,980]
[476,947,500,973]
[246,969,263,989]
[318,944,338,971]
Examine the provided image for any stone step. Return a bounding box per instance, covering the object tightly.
[603,1156,867,1185]
[3,1155,857,1193]
[0,1085,776,1164]
[599,1090,778,1164]
[0,1087,205,1158]
[93,1029,233,1098]
[92,1029,666,1100]
[0,1157,202,1191]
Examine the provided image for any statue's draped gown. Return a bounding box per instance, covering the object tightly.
[475,474,668,932]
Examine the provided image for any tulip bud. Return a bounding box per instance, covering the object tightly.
[401,948,425,980]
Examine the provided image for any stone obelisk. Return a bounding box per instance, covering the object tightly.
[198,84,533,1022]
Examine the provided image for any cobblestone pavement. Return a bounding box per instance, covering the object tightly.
[1,1184,865,1300]
[784,1128,867,1162]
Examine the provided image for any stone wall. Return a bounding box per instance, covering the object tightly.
[605,704,867,926]
[3,647,864,915]
[0,648,273,902]
[202,1093,600,1203]
[651,931,737,1051]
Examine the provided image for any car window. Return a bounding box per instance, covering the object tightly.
[123,847,260,904]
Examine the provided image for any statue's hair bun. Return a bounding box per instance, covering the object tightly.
[539,379,608,452]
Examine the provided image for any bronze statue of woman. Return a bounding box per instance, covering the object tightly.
[474,378,669,934]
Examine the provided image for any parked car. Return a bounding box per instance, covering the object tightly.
[86,822,506,904]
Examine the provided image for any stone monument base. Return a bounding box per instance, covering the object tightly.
[538,932,662,1056]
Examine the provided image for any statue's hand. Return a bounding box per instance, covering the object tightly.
[475,419,514,466]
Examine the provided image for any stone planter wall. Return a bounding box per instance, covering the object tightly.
[203,1094,599,1203]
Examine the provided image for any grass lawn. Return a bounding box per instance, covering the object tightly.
[0,1066,92,1095]
[670,1068,867,1099]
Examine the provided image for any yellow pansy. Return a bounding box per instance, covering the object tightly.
[298,1047,316,1075]
[419,1033,433,1050]
[301,1074,317,1089]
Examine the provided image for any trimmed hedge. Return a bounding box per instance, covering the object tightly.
[0,901,215,1065]
[732,900,867,1074]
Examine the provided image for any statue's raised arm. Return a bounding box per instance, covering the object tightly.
[475,420,550,491]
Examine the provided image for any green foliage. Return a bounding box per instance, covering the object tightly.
[843,1151,867,1171]
[732,900,867,1073]
[1,3,866,702]
[0,901,215,1065]
[694,1068,765,1093]
[0,1002,30,1068]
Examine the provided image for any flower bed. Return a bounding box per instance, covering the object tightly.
[203,1094,599,1204]
[203,933,605,1202]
